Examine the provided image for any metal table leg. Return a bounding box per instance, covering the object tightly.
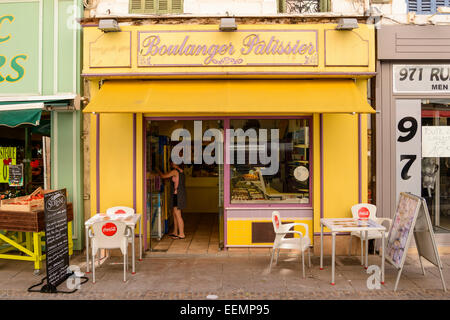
[331,232,336,285]
[365,230,369,269]
[132,226,136,274]
[381,230,385,285]
[320,223,323,270]
[360,231,364,265]
[85,225,90,273]
[139,217,142,261]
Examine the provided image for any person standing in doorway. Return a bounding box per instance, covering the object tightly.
[158,161,186,239]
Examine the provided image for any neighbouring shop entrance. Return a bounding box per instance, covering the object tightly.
[0,111,51,199]
[145,119,224,253]
[421,100,450,233]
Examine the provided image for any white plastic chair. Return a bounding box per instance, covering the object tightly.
[349,203,392,265]
[89,221,131,283]
[269,211,311,278]
[106,206,142,262]
[106,206,135,216]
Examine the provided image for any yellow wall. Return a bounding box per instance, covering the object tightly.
[99,113,134,211]
[323,114,359,221]
[89,110,144,217]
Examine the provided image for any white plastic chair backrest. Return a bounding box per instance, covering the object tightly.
[106,206,135,216]
[272,211,282,233]
[91,221,128,252]
[351,203,377,220]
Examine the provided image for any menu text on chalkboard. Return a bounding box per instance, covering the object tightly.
[43,189,69,290]
[8,164,23,187]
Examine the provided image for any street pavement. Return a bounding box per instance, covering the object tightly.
[0,249,449,300]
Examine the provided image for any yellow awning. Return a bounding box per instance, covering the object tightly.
[83,80,375,115]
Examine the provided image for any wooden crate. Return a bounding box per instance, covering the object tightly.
[0,188,45,212]
[0,202,73,232]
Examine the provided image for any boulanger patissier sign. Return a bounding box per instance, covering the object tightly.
[393,65,450,93]
[137,30,318,67]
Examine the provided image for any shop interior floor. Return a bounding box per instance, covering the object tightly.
[150,211,220,255]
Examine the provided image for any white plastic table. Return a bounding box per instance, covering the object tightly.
[84,213,142,274]
[320,218,386,285]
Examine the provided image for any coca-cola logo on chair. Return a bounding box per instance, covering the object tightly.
[274,215,280,229]
[115,209,126,214]
[102,223,117,236]
[358,207,370,220]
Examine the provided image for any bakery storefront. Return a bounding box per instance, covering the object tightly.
[82,17,375,251]
[377,26,450,244]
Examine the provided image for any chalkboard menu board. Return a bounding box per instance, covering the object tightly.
[8,164,23,187]
[43,189,69,290]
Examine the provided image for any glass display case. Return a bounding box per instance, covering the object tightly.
[229,119,311,205]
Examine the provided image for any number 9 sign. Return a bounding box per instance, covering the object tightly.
[396,100,422,202]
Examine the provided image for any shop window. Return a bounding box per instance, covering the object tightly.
[421,100,450,233]
[228,118,312,205]
[278,0,330,13]
[407,0,450,14]
[129,0,183,14]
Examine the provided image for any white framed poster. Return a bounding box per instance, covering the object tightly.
[422,126,450,158]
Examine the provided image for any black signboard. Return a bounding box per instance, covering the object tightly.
[8,164,23,187]
[42,189,69,292]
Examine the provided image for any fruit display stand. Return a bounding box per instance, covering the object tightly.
[0,196,73,275]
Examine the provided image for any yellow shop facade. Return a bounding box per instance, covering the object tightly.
[81,17,375,252]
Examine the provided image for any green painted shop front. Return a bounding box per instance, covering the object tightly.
[0,0,84,251]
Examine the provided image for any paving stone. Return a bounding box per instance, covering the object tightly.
[0,250,449,299]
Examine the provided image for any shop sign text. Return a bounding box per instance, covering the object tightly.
[393,65,450,93]
[0,15,27,84]
[0,147,17,183]
[138,30,318,67]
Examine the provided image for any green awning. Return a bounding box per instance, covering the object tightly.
[31,118,50,135]
[0,103,43,128]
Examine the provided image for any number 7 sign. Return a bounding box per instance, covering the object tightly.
[396,100,422,205]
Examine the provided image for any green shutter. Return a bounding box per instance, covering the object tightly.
[145,0,156,12]
[158,0,169,13]
[277,0,287,13]
[319,0,331,12]
[129,0,143,13]
[130,0,182,14]
[171,0,183,13]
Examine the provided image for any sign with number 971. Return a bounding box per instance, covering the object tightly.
[394,65,450,93]
[396,100,421,204]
